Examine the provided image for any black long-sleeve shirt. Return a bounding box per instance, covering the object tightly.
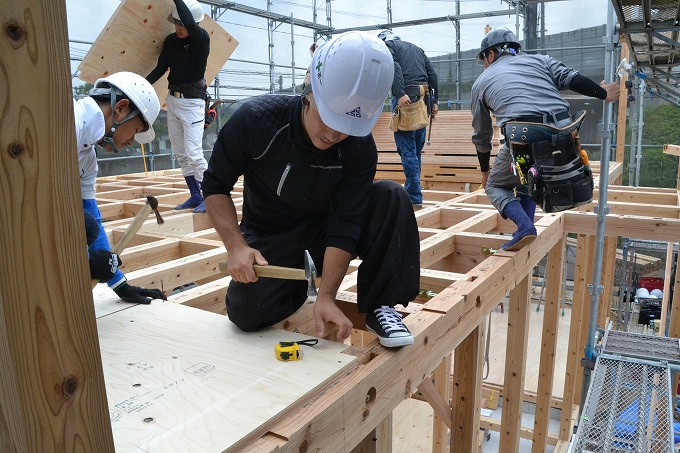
[385,39,439,103]
[202,95,378,254]
[147,0,209,85]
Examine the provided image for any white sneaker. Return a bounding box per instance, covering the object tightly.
[365,305,414,347]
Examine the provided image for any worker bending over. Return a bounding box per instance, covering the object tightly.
[75,71,166,304]
[203,32,420,348]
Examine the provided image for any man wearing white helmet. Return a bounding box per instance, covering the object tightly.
[203,31,420,348]
[147,0,210,213]
[74,71,166,304]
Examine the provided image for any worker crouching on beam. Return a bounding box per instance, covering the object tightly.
[75,71,167,304]
[203,31,420,348]
[471,28,620,251]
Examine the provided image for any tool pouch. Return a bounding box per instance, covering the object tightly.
[505,110,593,213]
[393,85,429,131]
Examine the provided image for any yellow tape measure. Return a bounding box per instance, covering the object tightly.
[275,339,319,361]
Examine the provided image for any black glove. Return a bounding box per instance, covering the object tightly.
[114,281,167,304]
[89,250,122,282]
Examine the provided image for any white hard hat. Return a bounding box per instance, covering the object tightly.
[309,31,393,137]
[92,72,160,143]
[377,29,400,42]
[169,0,204,24]
[635,287,650,298]
[650,289,664,298]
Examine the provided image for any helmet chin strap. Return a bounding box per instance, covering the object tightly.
[98,87,140,153]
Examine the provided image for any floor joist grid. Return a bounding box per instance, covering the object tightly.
[83,159,680,452]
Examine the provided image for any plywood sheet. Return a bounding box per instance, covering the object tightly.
[77,0,238,109]
[98,302,356,452]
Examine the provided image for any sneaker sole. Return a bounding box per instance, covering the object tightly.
[366,326,414,348]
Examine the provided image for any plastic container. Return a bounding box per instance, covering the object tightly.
[638,277,664,291]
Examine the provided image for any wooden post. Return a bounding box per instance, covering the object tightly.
[662,144,680,190]
[575,235,596,404]
[670,249,680,337]
[559,234,591,441]
[451,320,486,453]
[432,354,452,453]
[499,274,531,453]
[532,237,566,452]
[0,1,114,451]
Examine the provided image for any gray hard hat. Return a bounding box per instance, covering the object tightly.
[477,28,521,63]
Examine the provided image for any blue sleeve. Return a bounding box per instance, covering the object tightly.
[83,199,126,289]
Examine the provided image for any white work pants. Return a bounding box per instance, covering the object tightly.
[166,95,208,181]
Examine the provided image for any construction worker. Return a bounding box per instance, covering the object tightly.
[147,0,210,213]
[471,28,619,250]
[203,31,420,348]
[378,29,439,207]
[75,71,166,303]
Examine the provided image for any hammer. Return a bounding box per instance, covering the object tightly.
[91,196,164,288]
[218,250,318,298]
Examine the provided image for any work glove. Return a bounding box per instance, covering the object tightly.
[114,281,167,305]
[89,250,122,282]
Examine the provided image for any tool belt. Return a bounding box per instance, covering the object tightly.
[168,79,208,100]
[503,110,593,213]
[389,84,429,132]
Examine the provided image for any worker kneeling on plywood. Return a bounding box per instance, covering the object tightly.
[202,31,420,348]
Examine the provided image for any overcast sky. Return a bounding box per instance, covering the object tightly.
[66,0,612,98]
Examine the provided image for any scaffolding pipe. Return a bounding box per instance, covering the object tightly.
[628,90,639,185]
[581,4,617,409]
[455,0,460,108]
[290,14,296,94]
[267,0,275,94]
[617,242,629,329]
[634,80,645,187]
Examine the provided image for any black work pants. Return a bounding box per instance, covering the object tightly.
[226,180,420,332]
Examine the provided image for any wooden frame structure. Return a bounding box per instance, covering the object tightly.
[3,2,680,452]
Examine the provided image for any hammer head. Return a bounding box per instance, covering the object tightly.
[145,195,165,225]
[304,250,317,297]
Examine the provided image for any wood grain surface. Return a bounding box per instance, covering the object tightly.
[77,0,238,110]
[97,302,356,452]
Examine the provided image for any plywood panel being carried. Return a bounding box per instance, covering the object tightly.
[77,0,238,109]
[99,302,356,452]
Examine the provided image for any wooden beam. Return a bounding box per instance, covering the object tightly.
[451,320,485,453]
[500,274,531,453]
[559,234,590,440]
[0,0,114,451]
[418,377,451,430]
[432,355,452,453]
[532,237,566,452]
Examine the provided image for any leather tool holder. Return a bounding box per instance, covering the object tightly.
[504,110,593,213]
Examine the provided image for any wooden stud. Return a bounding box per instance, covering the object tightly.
[0,0,114,451]
[532,236,566,452]
[451,320,486,453]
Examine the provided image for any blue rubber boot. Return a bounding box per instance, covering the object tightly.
[176,176,204,210]
[518,194,536,223]
[192,201,206,213]
[501,200,537,251]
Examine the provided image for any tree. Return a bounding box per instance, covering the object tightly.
[73,82,93,97]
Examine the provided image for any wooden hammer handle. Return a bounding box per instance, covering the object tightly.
[253,265,306,280]
[217,261,306,280]
[90,203,153,289]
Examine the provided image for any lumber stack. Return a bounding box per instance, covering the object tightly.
[371,110,502,190]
